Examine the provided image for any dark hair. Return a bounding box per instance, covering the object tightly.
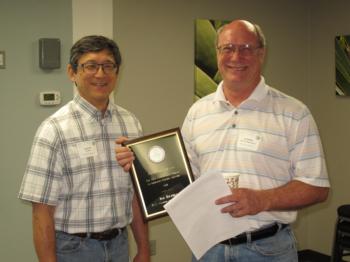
[69,35,122,72]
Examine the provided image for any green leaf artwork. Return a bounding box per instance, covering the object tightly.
[335,35,350,96]
[194,19,229,100]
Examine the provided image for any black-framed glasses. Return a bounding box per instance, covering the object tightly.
[78,62,118,74]
[217,43,262,57]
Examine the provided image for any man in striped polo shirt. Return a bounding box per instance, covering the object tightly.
[115,20,330,261]
[181,20,330,261]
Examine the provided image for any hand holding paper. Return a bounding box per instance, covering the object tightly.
[216,187,268,218]
[164,173,250,260]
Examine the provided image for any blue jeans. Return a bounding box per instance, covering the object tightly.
[56,229,129,262]
[192,225,297,262]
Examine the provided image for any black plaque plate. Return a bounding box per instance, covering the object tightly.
[123,128,194,221]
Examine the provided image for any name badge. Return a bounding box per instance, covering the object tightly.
[77,141,97,158]
[237,133,261,151]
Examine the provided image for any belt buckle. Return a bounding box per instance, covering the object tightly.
[100,227,123,240]
[99,228,116,240]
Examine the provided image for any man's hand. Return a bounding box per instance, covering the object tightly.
[215,180,329,217]
[215,188,268,217]
[133,248,151,262]
[115,136,135,172]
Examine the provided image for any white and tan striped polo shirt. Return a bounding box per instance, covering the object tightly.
[181,77,329,229]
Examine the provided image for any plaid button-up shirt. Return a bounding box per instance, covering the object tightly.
[19,95,142,233]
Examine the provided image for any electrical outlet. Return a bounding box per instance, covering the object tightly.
[149,240,156,256]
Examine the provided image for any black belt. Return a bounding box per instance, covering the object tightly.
[220,223,288,246]
[69,227,124,241]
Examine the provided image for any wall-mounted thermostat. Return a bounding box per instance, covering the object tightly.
[39,91,61,106]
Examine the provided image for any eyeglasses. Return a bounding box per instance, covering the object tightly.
[217,43,262,57]
[78,62,118,75]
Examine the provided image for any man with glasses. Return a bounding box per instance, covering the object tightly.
[19,35,150,262]
[116,20,330,261]
[184,19,330,261]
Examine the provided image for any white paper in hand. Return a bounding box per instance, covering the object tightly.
[164,173,250,259]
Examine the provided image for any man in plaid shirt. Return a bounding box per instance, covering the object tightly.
[19,35,150,262]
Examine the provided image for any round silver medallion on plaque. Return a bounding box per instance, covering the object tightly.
[148,145,166,163]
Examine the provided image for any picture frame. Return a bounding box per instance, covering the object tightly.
[0,51,5,69]
[123,128,194,221]
[335,35,350,96]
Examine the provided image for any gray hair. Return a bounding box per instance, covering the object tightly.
[216,22,266,48]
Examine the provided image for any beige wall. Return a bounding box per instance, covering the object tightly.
[301,0,350,253]
[114,0,309,135]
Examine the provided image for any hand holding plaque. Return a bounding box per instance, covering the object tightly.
[122,128,194,221]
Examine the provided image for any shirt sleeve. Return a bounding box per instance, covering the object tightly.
[289,108,330,187]
[18,119,63,205]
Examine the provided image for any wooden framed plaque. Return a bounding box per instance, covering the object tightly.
[123,128,194,221]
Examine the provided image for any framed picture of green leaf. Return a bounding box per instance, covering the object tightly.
[195,19,229,100]
[335,35,350,96]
